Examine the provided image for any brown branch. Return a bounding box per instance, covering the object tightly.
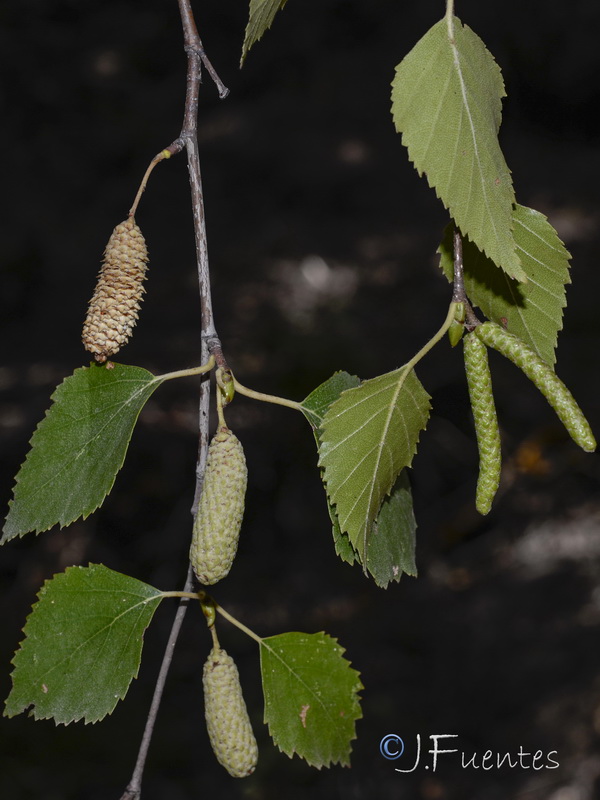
[451,228,465,304]
[175,0,230,504]
[120,3,229,797]
[119,568,194,800]
[451,226,480,330]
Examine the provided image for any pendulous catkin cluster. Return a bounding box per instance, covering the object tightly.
[82,217,149,362]
[463,331,501,515]
[190,426,247,585]
[203,645,258,778]
[475,321,596,453]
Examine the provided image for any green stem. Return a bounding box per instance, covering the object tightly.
[215,368,227,428]
[209,624,220,649]
[156,356,215,383]
[159,591,203,600]
[233,377,302,412]
[446,0,455,36]
[405,302,458,373]
[215,603,264,645]
[159,591,263,645]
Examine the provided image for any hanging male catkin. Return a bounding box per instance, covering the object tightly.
[190,426,247,585]
[203,645,258,778]
[463,331,502,515]
[82,217,149,362]
[475,322,596,453]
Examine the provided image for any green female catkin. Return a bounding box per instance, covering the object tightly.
[190,426,247,585]
[203,645,258,778]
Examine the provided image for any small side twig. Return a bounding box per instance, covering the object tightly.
[120,2,229,797]
[127,14,229,223]
[451,227,480,329]
[451,228,466,304]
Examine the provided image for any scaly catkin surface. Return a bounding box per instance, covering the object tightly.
[475,321,596,453]
[82,217,149,362]
[190,427,247,585]
[463,332,501,515]
[203,646,258,778]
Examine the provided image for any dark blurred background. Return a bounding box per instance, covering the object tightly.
[1,1,600,798]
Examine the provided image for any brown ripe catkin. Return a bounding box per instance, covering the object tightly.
[82,217,149,362]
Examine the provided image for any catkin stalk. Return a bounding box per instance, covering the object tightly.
[475,322,596,453]
[463,332,502,515]
[203,646,258,778]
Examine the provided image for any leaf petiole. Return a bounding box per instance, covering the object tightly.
[158,591,264,645]
[233,377,302,412]
[215,603,264,645]
[446,0,455,34]
[157,356,215,383]
[404,301,459,373]
[158,591,203,601]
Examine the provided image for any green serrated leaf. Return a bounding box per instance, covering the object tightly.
[319,367,430,563]
[260,631,362,768]
[300,371,361,430]
[366,471,417,588]
[439,205,571,365]
[331,518,359,566]
[3,363,163,542]
[5,564,163,724]
[240,0,289,67]
[334,473,418,585]
[301,372,362,567]
[391,16,524,281]
[302,373,419,581]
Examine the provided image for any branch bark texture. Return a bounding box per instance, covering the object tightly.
[120,2,228,797]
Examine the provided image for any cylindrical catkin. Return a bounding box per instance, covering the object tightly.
[463,332,502,515]
[190,427,247,585]
[203,646,258,778]
[475,321,596,453]
[82,217,149,362]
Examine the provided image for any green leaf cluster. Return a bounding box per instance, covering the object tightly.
[237,7,590,570]
[301,372,422,588]
[390,14,573,352]
[388,12,594,517]
[2,6,597,786]
[438,205,571,366]
[5,565,362,768]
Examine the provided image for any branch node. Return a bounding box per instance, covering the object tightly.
[204,335,229,370]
